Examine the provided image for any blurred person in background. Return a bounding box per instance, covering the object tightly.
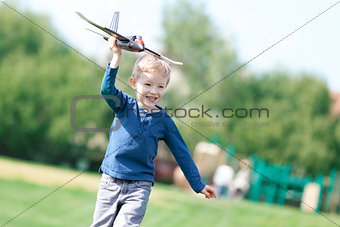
[229,159,251,199]
[213,164,235,197]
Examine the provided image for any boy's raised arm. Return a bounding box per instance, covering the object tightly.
[108,37,122,68]
[100,37,128,113]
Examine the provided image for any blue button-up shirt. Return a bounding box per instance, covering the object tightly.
[99,64,205,193]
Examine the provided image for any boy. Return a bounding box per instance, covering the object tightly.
[91,37,216,227]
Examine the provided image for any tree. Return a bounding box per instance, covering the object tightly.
[160,0,340,174]
[161,0,240,105]
[0,5,135,169]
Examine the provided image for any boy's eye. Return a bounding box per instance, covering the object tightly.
[158,86,164,88]
[145,83,151,86]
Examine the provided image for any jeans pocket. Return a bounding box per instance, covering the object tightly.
[99,173,111,187]
[136,180,152,189]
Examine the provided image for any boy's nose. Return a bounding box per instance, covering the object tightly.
[150,87,158,94]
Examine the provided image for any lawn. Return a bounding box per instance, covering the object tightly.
[1,178,340,227]
[1,156,340,227]
[0,178,95,227]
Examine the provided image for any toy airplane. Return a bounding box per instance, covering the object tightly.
[76,12,183,65]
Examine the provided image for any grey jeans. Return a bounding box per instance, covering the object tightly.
[91,173,152,227]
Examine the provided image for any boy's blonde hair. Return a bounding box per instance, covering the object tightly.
[132,54,171,85]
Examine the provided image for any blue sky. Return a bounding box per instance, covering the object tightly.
[13,0,340,91]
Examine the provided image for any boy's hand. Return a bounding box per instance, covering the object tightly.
[108,37,122,68]
[200,185,216,199]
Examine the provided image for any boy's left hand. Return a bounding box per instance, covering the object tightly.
[200,185,216,199]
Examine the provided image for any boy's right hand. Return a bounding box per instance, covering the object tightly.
[108,37,122,68]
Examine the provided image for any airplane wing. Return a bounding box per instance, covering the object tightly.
[77,12,183,65]
[76,12,129,42]
[145,48,183,65]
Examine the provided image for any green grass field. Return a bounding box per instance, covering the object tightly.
[1,178,340,227]
[1,156,340,227]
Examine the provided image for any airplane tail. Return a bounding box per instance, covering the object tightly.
[110,12,119,32]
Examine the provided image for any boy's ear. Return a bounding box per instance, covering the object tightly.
[130,77,136,90]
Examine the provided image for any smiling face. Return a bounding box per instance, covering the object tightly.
[130,71,168,112]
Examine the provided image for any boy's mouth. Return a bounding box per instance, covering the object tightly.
[146,96,157,103]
